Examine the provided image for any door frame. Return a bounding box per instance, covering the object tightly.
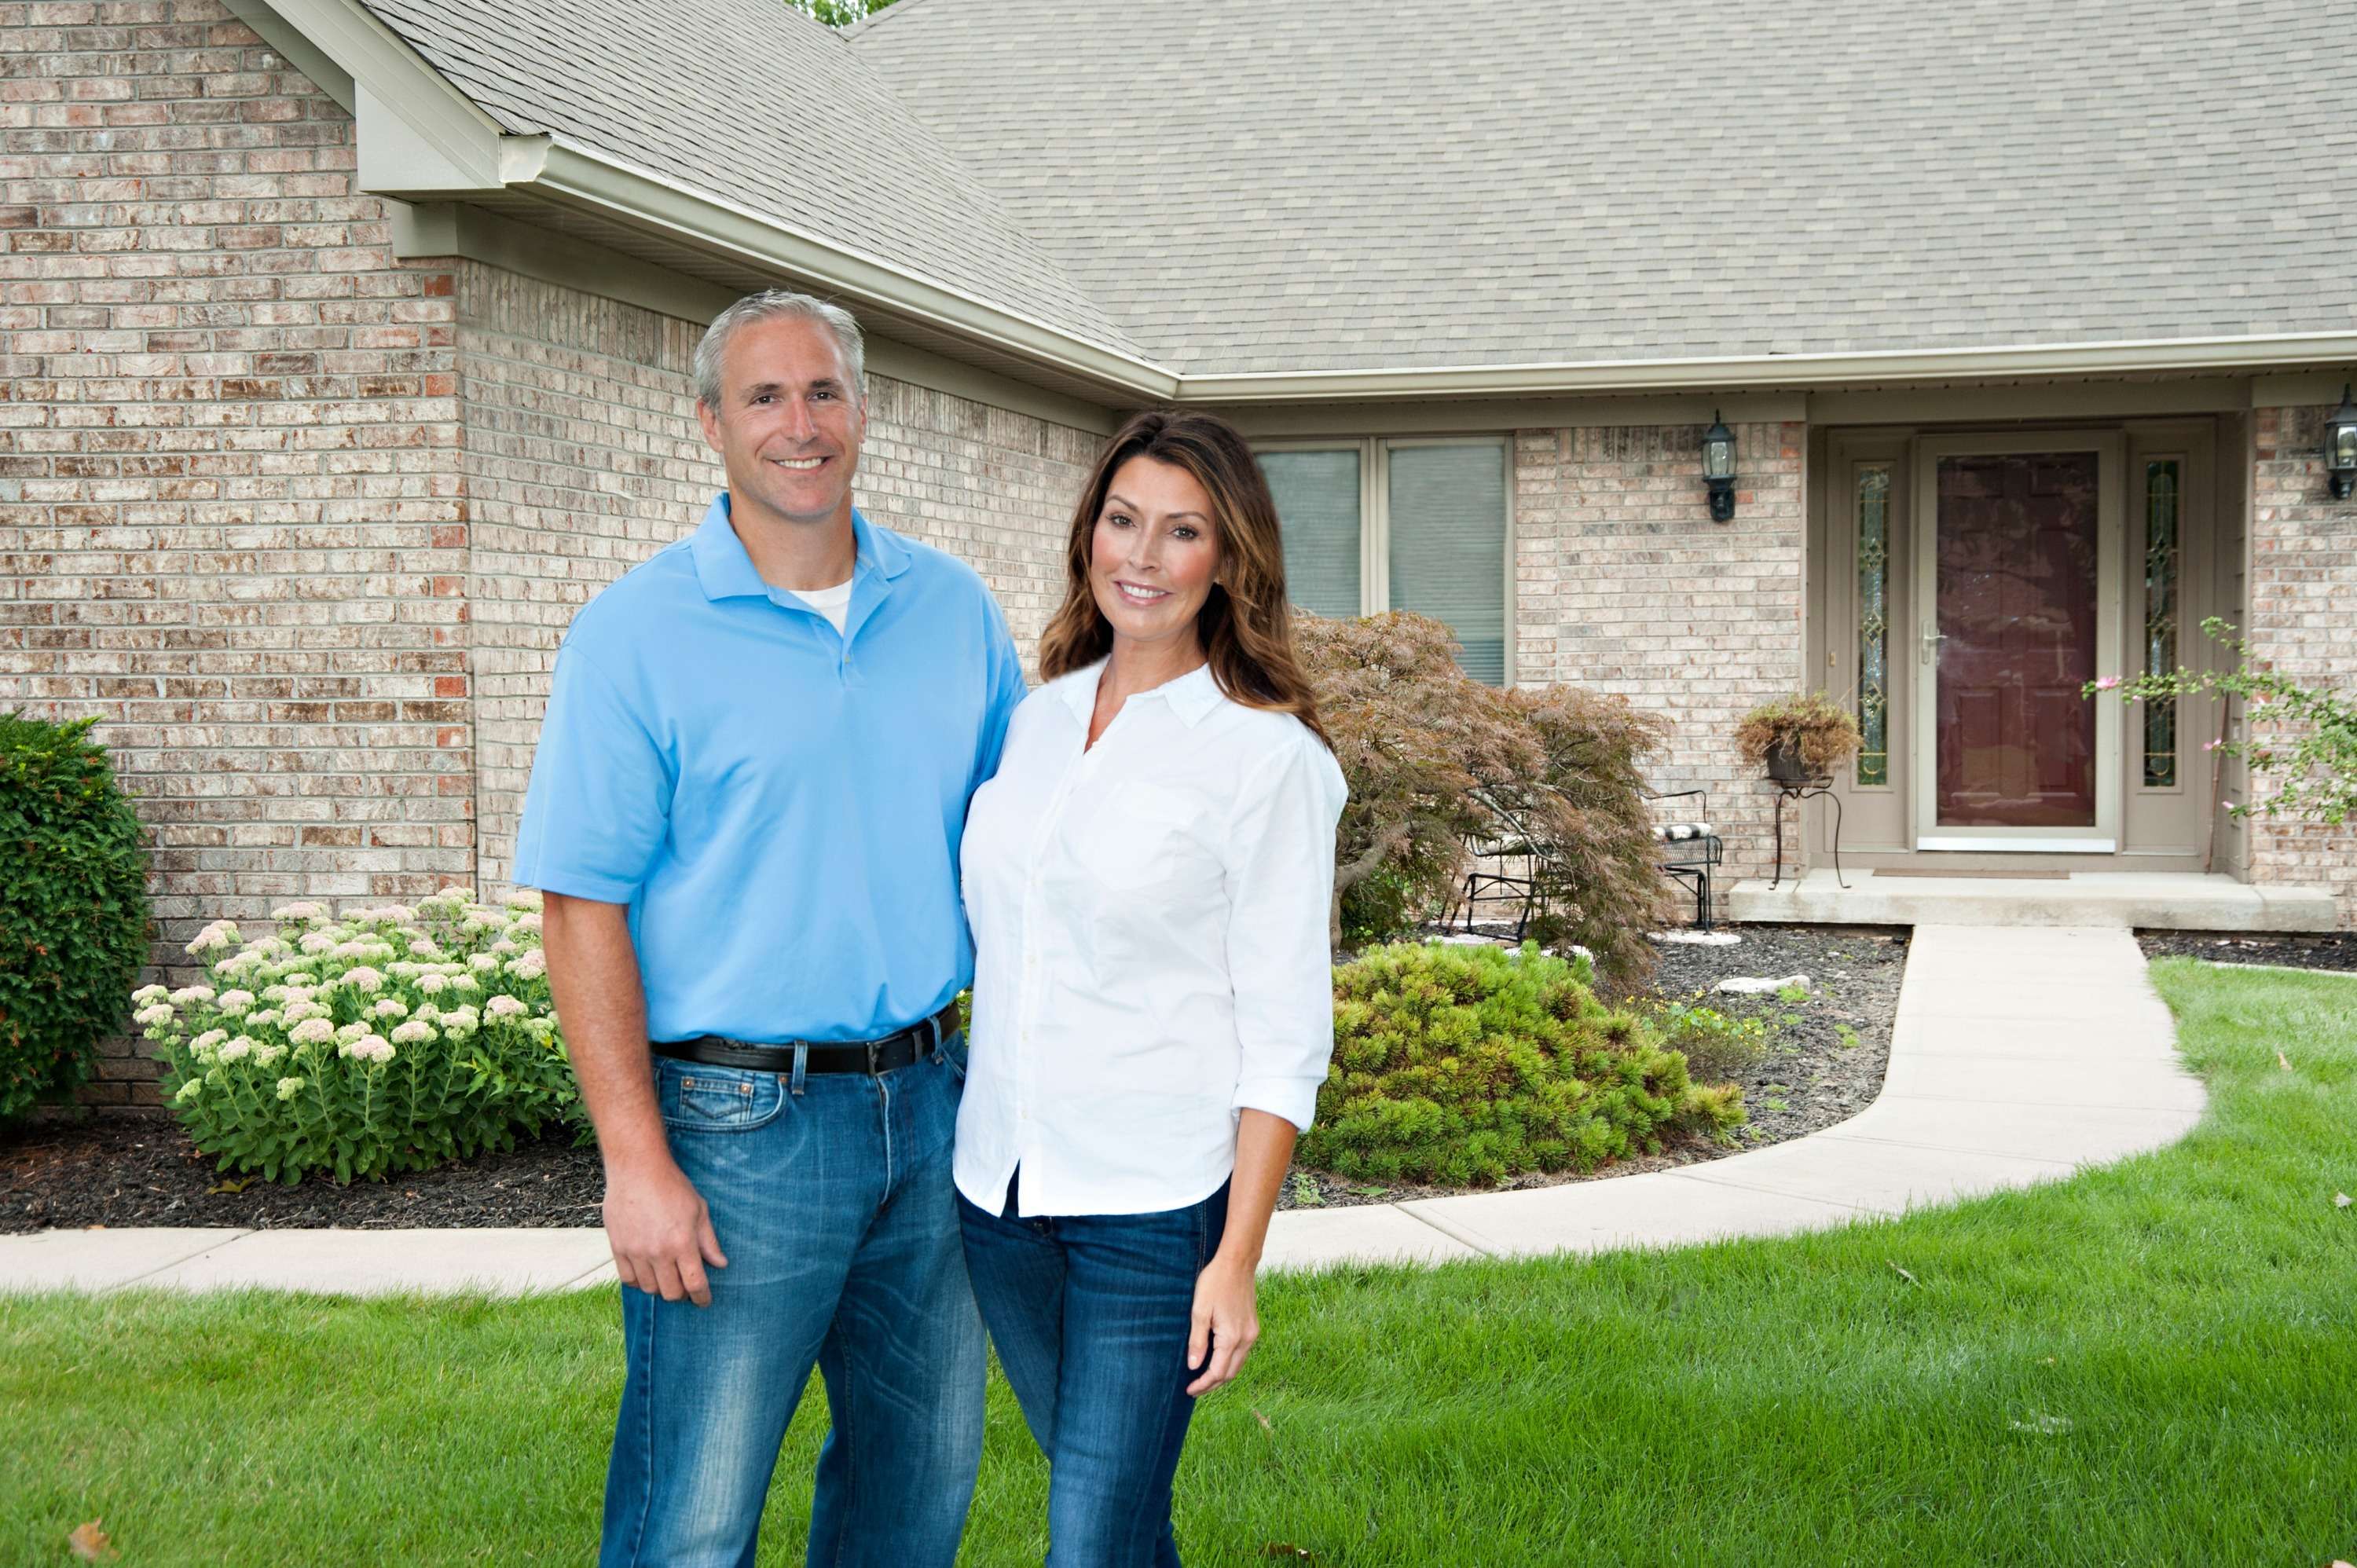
[1909,430,2126,852]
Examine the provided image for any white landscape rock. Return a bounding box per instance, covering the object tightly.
[1651,930,1741,946]
[1717,973,1809,995]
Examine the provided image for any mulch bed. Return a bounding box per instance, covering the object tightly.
[2135,929,2357,973]
[5,926,1910,1233]
[1277,925,1908,1211]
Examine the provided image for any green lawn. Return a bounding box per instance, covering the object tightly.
[5,960,2355,1566]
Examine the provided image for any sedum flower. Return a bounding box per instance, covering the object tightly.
[270,902,326,922]
[133,984,170,1005]
[184,920,239,958]
[372,998,409,1020]
[506,950,547,981]
[452,973,482,995]
[217,989,255,1016]
[500,888,542,910]
[252,1041,285,1066]
[288,1017,335,1045]
[134,1003,176,1028]
[299,931,337,955]
[469,953,500,973]
[341,1035,395,1064]
[416,973,450,995]
[218,1037,255,1063]
[245,1009,280,1030]
[170,985,214,1006]
[438,1005,481,1039]
[489,937,519,955]
[174,1079,203,1105]
[280,1000,329,1025]
[275,1076,306,1101]
[189,1029,229,1055]
[390,1020,438,1046]
[485,995,529,1019]
[335,1021,373,1045]
[342,966,386,995]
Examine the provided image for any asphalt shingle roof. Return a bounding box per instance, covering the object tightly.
[850,0,2357,375]
[359,0,1138,357]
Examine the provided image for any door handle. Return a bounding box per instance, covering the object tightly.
[1920,628,1945,665]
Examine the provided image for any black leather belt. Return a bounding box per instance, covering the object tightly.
[651,1003,959,1077]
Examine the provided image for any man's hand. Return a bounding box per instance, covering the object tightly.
[604,1156,729,1306]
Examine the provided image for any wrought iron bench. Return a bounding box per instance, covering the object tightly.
[1648,788,1723,931]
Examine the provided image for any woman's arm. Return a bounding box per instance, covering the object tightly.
[1184,1108,1296,1396]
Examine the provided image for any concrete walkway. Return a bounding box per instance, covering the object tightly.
[0,925,2202,1295]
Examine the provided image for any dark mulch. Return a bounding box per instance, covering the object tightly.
[2135,929,2357,973]
[1277,925,1908,1210]
[6,927,1910,1233]
[0,1117,604,1234]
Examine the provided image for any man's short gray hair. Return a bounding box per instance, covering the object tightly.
[694,290,867,410]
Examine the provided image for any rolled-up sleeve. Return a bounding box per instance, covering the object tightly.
[1223,734,1348,1130]
[511,642,672,904]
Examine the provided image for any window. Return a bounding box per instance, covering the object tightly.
[1855,463,1893,787]
[2141,459,2181,789]
[1256,438,1511,684]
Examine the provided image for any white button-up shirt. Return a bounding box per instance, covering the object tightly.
[955,659,1347,1218]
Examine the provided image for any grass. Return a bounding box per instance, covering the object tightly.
[5,960,2356,1565]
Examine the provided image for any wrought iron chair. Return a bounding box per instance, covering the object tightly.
[1647,787,1724,930]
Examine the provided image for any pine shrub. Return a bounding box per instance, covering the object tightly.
[1301,941,1745,1188]
[0,712,152,1122]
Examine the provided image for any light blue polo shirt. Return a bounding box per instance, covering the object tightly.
[511,494,1028,1043]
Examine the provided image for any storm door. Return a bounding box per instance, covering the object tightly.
[1912,434,2124,852]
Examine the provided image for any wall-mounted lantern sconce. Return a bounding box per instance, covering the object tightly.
[2327,383,2357,501]
[1702,411,1738,522]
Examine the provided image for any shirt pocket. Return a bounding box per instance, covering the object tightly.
[1072,781,1212,894]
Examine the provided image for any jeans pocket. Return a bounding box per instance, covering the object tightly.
[940,1028,969,1083]
[655,1059,786,1132]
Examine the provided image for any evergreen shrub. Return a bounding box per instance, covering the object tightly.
[0,712,151,1121]
[1301,941,1745,1188]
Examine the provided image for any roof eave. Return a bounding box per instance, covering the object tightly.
[1174,334,2357,404]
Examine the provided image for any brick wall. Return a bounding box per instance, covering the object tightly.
[2245,403,2356,929]
[0,0,468,1100]
[456,262,1101,890]
[1512,420,1808,901]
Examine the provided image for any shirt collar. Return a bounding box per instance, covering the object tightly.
[689,493,911,603]
[1057,658,1225,729]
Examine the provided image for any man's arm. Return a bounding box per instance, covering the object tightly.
[543,892,728,1306]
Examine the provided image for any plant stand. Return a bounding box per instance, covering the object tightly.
[1769,778,1848,891]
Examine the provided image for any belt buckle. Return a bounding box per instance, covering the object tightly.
[864,1039,882,1075]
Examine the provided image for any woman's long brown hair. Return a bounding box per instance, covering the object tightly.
[1038,408,1329,747]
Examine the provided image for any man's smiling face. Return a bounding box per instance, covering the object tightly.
[696,314,866,531]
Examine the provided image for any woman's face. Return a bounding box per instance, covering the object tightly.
[1089,455,1222,657]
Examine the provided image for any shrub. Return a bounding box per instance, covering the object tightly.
[2089,616,2355,827]
[1644,997,1772,1083]
[140,887,578,1184]
[0,712,152,1123]
[1301,941,1744,1188]
[1297,610,1673,982]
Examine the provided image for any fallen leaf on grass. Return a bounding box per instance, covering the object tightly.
[68,1520,115,1562]
[207,1178,250,1195]
[2279,1051,2295,1071]
[1259,1547,1317,1559]
[1252,1408,1273,1433]
[2336,1193,2352,1211]
[1889,1261,1919,1286]
[2008,1413,2073,1435]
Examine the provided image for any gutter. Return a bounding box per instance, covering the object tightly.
[1175,334,2357,404]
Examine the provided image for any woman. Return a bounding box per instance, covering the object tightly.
[956,409,1347,1566]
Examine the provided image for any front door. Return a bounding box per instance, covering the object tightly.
[1912,434,2124,852]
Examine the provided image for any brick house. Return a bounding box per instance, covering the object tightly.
[4,0,2352,1098]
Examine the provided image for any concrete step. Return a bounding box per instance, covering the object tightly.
[1731,869,2337,931]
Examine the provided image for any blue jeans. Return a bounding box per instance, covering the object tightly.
[958,1178,1231,1568]
[599,1039,984,1568]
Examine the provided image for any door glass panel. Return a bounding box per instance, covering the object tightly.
[1934,452,2099,826]
[1387,443,1507,684]
[1855,464,1892,786]
[1258,449,1362,620]
[2142,460,2180,788]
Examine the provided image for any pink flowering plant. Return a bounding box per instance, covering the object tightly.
[141,885,580,1184]
[2086,617,2355,828]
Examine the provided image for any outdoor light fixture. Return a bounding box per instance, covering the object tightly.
[2327,383,2357,501]
[1702,410,1738,522]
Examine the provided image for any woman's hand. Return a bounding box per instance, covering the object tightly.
[1185,1252,1261,1396]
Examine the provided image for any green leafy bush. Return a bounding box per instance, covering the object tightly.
[0,712,152,1122]
[140,887,577,1184]
[1644,997,1772,1083]
[1301,941,1744,1188]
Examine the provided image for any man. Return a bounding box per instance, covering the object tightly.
[514,289,1028,1567]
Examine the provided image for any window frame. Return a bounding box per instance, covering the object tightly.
[1255,434,1517,686]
